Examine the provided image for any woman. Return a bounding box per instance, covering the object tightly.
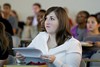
[37,9,46,32]
[21,16,34,40]
[16,7,82,67]
[0,22,9,67]
[82,15,100,58]
[83,15,100,45]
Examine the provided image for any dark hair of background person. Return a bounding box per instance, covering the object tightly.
[11,10,19,20]
[0,6,14,35]
[88,14,100,24]
[37,9,46,32]
[96,12,100,32]
[0,22,9,54]
[43,7,72,46]
[26,16,33,26]
[33,3,41,8]
[78,11,90,19]
[3,3,11,9]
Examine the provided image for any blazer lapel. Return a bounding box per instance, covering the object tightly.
[48,42,68,55]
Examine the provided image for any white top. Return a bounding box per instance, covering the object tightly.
[22,26,38,40]
[32,16,38,26]
[28,32,82,67]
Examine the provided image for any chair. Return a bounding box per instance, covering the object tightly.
[80,59,86,67]
[7,55,17,65]
[90,50,100,67]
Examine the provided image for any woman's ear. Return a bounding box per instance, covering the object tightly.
[98,24,100,27]
[99,24,100,27]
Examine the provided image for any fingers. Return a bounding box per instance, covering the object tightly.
[16,52,25,61]
[86,41,93,44]
[41,55,55,63]
[41,55,49,60]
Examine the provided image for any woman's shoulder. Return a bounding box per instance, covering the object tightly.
[32,32,48,40]
[65,37,81,48]
[67,37,80,44]
[64,37,82,54]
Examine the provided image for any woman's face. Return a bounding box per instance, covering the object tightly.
[87,17,100,31]
[45,11,59,34]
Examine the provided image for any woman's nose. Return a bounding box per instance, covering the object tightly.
[45,19,50,25]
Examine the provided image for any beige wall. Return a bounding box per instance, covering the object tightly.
[0,0,100,23]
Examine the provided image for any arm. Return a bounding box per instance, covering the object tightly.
[94,42,100,47]
[12,17,18,35]
[0,60,7,67]
[53,53,81,67]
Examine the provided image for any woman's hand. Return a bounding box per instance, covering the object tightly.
[16,52,25,61]
[86,41,93,44]
[94,42,100,47]
[41,55,56,63]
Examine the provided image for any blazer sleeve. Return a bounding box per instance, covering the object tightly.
[27,32,42,47]
[53,38,82,67]
[53,53,81,67]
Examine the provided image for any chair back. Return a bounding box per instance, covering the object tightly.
[90,50,100,67]
[7,55,16,65]
[80,59,86,67]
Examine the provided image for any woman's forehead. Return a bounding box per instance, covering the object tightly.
[46,12,56,18]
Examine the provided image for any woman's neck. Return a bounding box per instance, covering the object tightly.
[49,33,56,41]
[47,33,57,49]
[89,29,100,35]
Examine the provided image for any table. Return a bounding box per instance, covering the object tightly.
[4,65,47,67]
[84,58,100,62]
[83,58,100,67]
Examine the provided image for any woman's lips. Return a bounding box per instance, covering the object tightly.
[46,26,50,28]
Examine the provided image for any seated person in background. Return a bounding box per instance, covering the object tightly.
[0,10,14,56]
[37,9,46,32]
[0,7,13,36]
[16,7,82,67]
[82,15,100,58]
[3,3,18,35]
[71,11,89,41]
[0,23,9,67]
[21,16,34,40]
[96,12,100,32]
[10,10,25,37]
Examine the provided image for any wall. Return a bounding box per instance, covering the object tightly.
[0,0,100,23]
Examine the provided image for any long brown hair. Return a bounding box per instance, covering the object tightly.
[0,22,9,53]
[43,7,72,46]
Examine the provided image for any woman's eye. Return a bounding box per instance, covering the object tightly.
[50,17,55,20]
[92,21,95,24]
[44,17,47,20]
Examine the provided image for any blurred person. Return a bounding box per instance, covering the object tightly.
[21,16,34,40]
[0,5,13,35]
[16,7,82,67]
[32,3,41,26]
[82,15,100,58]
[3,3,18,35]
[71,11,89,41]
[96,12,100,32]
[32,3,41,38]
[0,22,9,67]
[0,6,14,56]
[37,9,46,32]
[10,10,25,37]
